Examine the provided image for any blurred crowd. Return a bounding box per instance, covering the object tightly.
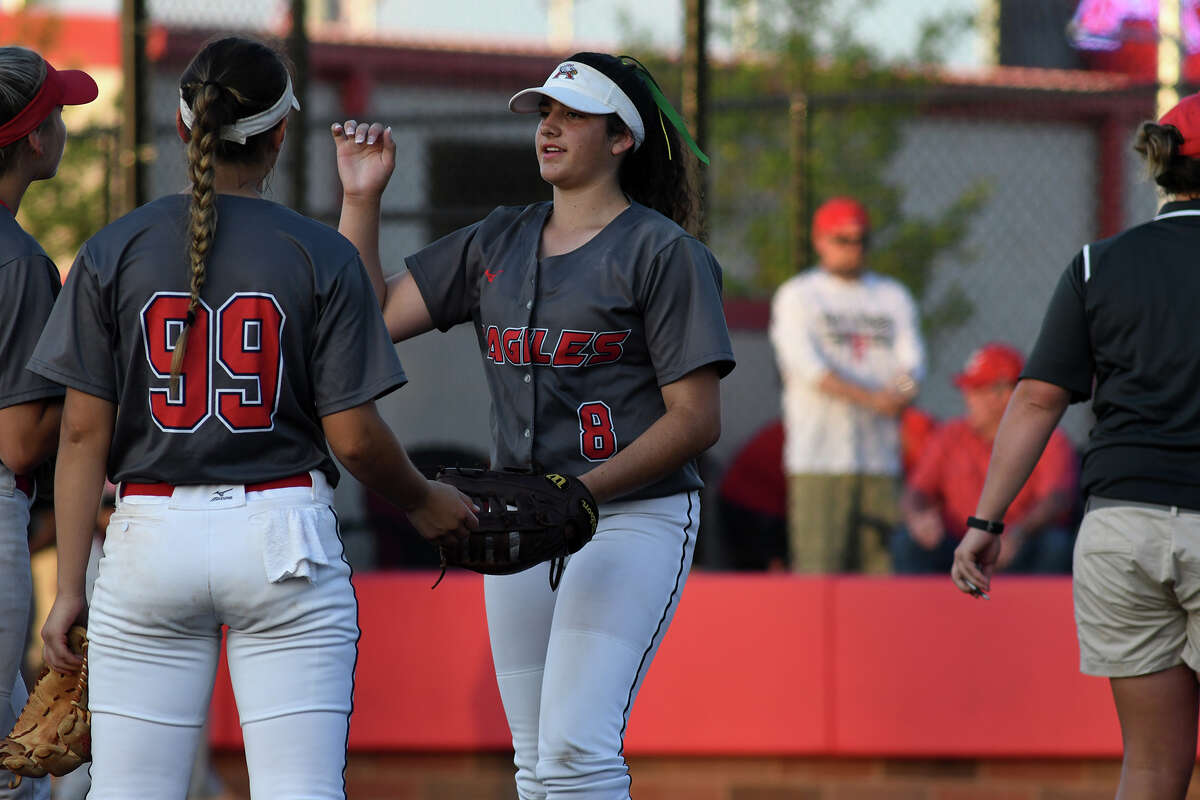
[333,194,1082,576]
[715,196,1079,575]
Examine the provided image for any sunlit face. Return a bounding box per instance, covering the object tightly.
[812,223,869,278]
[962,382,1015,436]
[535,97,627,190]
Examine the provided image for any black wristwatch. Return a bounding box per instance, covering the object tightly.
[966,516,1005,535]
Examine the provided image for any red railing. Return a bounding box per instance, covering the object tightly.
[208,573,1119,757]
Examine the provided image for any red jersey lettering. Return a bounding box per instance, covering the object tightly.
[588,330,630,366]
[485,325,504,364]
[529,328,553,365]
[142,291,287,434]
[215,293,285,432]
[502,327,527,365]
[578,401,617,460]
[552,330,594,367]
[142,293,212,432]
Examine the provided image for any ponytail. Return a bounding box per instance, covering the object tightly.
[171,37,292,393]
[169,83,221,393]
[1134,121,1200,195]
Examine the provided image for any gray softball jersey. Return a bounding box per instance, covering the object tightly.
[29,194,406,487]
[0,210,65,413]
[407,201,735,502]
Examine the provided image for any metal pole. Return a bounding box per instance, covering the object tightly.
[789,90,809,272]
[682,0,709,237]
[288,0,309,215]
[547,0,573,49]
[1158,0,1182,116]
[120,0,146,214]
[978,0,1000,66]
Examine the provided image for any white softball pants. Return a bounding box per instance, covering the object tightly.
[0,468,49,800]
[84,473,358,800]
[485,491,698,800]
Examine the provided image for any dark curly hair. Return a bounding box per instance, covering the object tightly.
[564,52,699,233]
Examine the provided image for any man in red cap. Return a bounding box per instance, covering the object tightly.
[893,343,1077,573]
[769,196,924,573]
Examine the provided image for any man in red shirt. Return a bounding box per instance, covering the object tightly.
[892,343,1078,573]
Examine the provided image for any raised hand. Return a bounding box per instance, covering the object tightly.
[331,119,395,202]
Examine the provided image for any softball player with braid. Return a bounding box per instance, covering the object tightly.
[29,36,475,799]
[336,52,735,799]
[0,46,97,800]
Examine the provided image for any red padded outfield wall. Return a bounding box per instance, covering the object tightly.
[208,574,1121,757]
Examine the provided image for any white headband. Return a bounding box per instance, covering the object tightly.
[509,61,645,149]
[179,75,300,145]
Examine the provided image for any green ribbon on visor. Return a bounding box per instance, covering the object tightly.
[619,56,710,166]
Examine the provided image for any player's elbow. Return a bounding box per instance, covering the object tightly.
[328,429,377,473]
[0,440,41,476]
[686,409,721,454]
[0,410,58,474]
[323,403,386,473]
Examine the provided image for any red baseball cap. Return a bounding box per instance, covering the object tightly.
[0,58,98,148]
[1159,92,1200,157]
[953,343,1024,389]
[813,196,870,234]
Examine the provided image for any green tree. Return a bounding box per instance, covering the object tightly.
[705,0,987,335]
[19,128,116,270]
[624,0,979,340]
[6,3,116,270]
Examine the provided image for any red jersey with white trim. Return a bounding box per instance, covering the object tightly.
[407,201,735,501]
[29,194,405,486]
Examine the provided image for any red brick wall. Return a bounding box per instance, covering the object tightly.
[212,752,1168,799]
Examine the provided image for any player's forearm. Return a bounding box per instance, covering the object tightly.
[338,195,386,306]
[53,392,113,597]
[0,398,62,474]
[344,443,431,512]
[580,369,721,503]
[974,380,1070,522]
[580,412,716,503]
[323,403,431,510]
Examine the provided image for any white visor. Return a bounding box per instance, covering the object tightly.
[509,61,645,149]
[179,75,300,145]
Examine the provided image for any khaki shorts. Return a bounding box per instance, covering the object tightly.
[1074,496,1200,677]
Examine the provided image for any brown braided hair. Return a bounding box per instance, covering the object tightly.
[170,37,291,392]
